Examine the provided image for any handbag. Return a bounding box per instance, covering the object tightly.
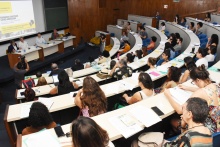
[138,132,164,147]
[96,69,110,79]
[22,78,35,88]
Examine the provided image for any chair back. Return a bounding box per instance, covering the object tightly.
[213,132,220,147]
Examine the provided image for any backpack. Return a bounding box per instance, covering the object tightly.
[22,78,35,88]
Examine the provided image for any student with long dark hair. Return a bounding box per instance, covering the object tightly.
[123,73,154,104]
[50,70,78,95]
[195,48,208,69]
[179,56,196,83]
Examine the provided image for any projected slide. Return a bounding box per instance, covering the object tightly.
[0,0,36,42]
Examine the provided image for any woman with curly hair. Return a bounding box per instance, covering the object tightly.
[71,117,114,147]
[22,102,56,135]
[75,76,107,117]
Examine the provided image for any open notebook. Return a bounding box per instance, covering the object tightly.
[23,129,61,147]
[169,87,192,105]
[20,98,54,118]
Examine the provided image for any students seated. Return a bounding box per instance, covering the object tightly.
[179,57,196,84]
[139,27,148,40]
[147,57,157,70]
[109,59,133,80]
[142,36,157,56]
[24,88,36,102]
[36,71,42,78]
[74,77,107,117]
[165,65,220,133]
[156,66,181,93]
[137,26,141,34]
[195,22,204,35]
[179,17,186,27]
[71,117,114,147]
[22,102,57,135]
[36,77,47,86]
[123,73,154,104]
[126,53,134,64]
[51,29,59,40]
[164,98,212,146]
[173,37,183,56]
[206,34,219,48]
[71,59,84,71]
[50,70,78,95]
[133,50,143,62]
[126,22,131,32]
[49,63,64,76]
[85,56,98,68]
[8,40,18,53]
[118,40,131,54]
[174,14,180,24]
[204,12,211,22]
[195,48,208,69]
[206,45,217,62]
[168,33,177,47]
[160,22,166,33]
[98,50,110,64]
[161,49,170,65]
[189,22,196,33]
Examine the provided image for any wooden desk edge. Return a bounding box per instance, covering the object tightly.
[4,104,16,146]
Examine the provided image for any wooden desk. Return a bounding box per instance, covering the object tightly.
[7,46,43,68]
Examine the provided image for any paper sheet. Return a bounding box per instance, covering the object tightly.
[104,84,119,95]
[119,80,136,91]
[20,104,32,118]
[108,114,143,138]
[38,98,54,110]
[156,66,168,73]
[169,87,192,105]
[149,71,160,77]
[130,105,162,127]
[23,130,61,147]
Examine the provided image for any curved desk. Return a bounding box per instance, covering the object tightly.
[185,17,220,61]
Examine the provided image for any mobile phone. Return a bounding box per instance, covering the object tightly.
[151,106,164,116]
[73,93,77,97]
[54,126,65,137]
[20,92,25,96]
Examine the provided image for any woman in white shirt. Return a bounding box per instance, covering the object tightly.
[205,45,216,62]
[195,48,208,69]
[123,73,154,104]
[36,33,45,45]
[18,37,28,50]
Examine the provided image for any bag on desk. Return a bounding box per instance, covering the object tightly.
[22,78,35,88]
[137,132,164,147]
[96,69,110,79]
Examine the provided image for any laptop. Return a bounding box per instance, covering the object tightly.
[52,75,59,86]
